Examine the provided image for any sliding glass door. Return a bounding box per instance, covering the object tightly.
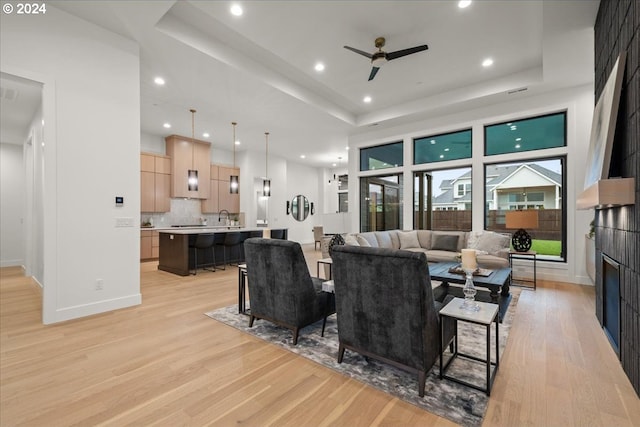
[360,174,403,232]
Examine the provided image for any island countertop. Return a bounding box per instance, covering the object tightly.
[157,227,288,276]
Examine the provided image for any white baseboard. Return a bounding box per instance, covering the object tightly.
[0,259,24,268]
[47,294,142,324]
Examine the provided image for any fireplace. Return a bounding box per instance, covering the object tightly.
[602,254,620,357]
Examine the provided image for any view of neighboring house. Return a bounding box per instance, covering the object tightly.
[433,163,562,211]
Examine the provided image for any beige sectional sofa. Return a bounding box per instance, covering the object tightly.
[335,229,511,270]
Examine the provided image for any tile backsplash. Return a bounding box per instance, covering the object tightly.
[142,199,242,227]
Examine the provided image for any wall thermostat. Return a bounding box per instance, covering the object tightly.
[115,196,124,207]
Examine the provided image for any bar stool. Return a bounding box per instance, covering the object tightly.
[190,233,216,275]
[213,233,227,270]
[222,232,243,266]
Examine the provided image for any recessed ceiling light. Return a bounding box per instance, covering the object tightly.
[314,62,325,72]
[202,132,210,138]
[458,0,472,8]
[430,140,436,144]
[163,123,171,129]
[154,77,165,86]
[235,140,240,145]
[444,148,450,152]
[230,4,243,16]
[439,154,445,159]
[510,125,517,131]
[332,163,337,167]
[300,155,306,159]
[515,137,522,141]
[515,144,521,149]
[363,96,372,103]
[482,58,494,67]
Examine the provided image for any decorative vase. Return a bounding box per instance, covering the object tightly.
[460,269,480,311]
[328,234,345,256]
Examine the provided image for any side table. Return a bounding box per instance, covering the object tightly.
[237,263,249,315]
[439,297,500,395]
[509,250,537,290]
[321,280,335,337]
[317,257,333,280]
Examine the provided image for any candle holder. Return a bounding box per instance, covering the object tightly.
[460,268,480,311]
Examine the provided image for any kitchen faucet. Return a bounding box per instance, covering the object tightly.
[218,209,230,223]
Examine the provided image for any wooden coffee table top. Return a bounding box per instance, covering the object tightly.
[429,262,511,286]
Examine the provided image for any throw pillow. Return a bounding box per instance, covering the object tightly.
[474,232,510,255]
[431,234,460,252]
[356,235,372,247]
[328,234,345,256]
[398,230,420,249]
[344,234,360,246]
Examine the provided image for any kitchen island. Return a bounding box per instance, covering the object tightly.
[157,227,288,276]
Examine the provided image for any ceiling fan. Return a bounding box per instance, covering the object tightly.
[344,37,429,81]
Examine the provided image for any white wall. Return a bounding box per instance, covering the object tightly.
[348,84,595,286]
[1,5,142,323]
[0,143,25,267]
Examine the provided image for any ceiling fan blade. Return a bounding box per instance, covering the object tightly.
[368,67,380,81]
[344,45,373,59]
[386,45,429,61]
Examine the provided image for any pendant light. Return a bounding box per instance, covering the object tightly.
[187,109,198,192]
[263,132,271,197]
[229,122,239,194]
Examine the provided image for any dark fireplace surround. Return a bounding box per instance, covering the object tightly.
[594,0,639,396]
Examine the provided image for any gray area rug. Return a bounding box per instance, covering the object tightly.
[205,289,520,427]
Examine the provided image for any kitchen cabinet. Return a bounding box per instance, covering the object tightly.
[140,153,171,213]
[140,230,160,260]
[202,164,240,213]
[165,135,210,199]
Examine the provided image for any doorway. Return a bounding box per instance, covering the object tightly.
[359,174,403,232]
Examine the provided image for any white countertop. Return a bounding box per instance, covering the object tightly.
[153,227,283,234]
[142,225,242,231]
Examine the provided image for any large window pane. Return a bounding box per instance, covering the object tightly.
[360,141,403,171]
[485,112,566,156]
[414,167,472,231]
[414,129,472,164]
[485,158,565,260]
[360,174,403,232]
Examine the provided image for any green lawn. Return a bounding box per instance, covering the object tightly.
[529,239,562,256]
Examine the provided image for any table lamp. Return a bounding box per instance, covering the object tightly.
[505,210,539,252]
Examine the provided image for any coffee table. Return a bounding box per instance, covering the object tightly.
[429,262,511,302]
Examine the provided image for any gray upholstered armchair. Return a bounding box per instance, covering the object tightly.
[331,245,454,397]
[244,238,336,345]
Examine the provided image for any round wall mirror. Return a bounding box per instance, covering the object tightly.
[291,195,310,221]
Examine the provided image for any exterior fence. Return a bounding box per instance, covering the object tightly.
[417,209,562,242]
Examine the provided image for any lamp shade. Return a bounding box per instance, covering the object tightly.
[505,210,539,229]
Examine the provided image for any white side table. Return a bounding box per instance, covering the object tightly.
[439,297,500,395]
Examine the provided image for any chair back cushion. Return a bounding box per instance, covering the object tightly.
[331,245,440,371]
[244,238,317,325]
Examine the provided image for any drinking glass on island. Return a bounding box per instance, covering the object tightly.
[460,249,480,311]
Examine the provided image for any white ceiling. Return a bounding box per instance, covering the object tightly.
[3,1,599,167]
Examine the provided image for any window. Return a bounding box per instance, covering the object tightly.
[414,167,471,231]
[485,158,566,260]
[338,193,348,213]
[414,129,472,165]
[360,141,403,171]
[361,174,403,232]
[484,112,566,156]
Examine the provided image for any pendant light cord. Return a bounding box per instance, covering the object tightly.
[232,122,237,168]
[190,108,196,167]
[265,132,269,178]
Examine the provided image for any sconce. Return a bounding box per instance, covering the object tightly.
[310,202,315,215]
[286,201,290,215]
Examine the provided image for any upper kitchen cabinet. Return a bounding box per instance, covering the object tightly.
[202,164,240,213]
[141,153,171,213]
[165,135,211,199]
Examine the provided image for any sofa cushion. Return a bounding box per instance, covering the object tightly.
[424,250,461,263]
[416,230,432,249]
[431,234,460,252]
[398,231,420,249]
[374,231,393,248]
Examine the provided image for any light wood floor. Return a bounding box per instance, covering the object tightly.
[1,245,639,426]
